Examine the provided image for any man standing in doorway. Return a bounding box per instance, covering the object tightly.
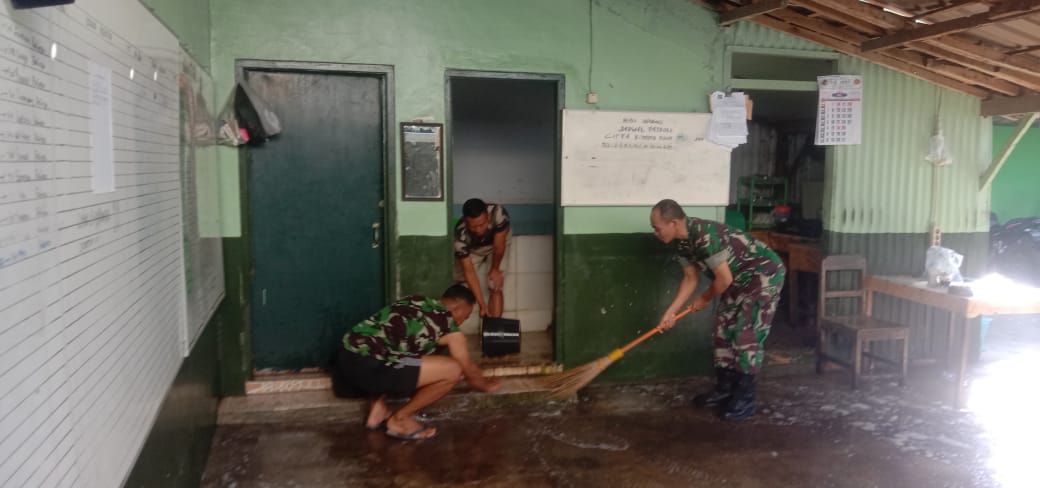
[649,199,785,420]
[454,198,511,318]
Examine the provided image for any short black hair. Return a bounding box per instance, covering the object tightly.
[653,199,686,221]
[442,284,476,305]
[462,198,488,219]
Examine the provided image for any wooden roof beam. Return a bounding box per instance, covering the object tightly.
[910,42,1040,92]
[911,0,983,21]
[928,36,1040,78]
[862,0,1040,52]
[719,0,789,26]
[924,59,1021,96]
[981,95,1040,117]
[1008,45,1040,55]
[791,0,902,30]
[789,0,886,35]
[754,9,989,97]
[980,111,1038,189]
[805,0,1040,78]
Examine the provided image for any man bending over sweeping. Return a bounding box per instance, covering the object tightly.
[335,285,501,440]
[650,199,785,421]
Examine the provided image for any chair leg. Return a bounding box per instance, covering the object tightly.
[816,327,825,375]
[865,341,874,372]
[852,335,863,390]
[900,336,909,387]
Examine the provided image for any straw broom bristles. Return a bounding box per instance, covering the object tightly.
[541,306,696,399]
[542,349,626,399]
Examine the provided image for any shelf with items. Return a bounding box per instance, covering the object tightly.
[736,176,788,230]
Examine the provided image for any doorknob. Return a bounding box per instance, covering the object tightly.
[371,222,381,248]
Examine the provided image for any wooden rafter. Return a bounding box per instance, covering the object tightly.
[911,0,982,21]
[699,0,1040,101]
[861,0,1040,52]
[720,0,788,26]
[981,95,1040,117]
[1008,44,1040,55]
[924,59,1021,96]
[789,0,886,35]
[909,42,1040,92]
[980,111,1039,189]
[739,8,990,97]
[932,35,1040,78]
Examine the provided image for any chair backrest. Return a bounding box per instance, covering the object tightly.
[818,254,868,321]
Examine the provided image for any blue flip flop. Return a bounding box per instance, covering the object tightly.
[365,419,388,431]
[385,426,438,441]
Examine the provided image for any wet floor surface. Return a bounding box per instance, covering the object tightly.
[203,315,1040,487]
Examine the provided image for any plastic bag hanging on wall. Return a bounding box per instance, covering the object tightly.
[234,82,282,142]
[215,82,283,146]
[216,86,247,146]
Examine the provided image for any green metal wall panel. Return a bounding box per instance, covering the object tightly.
[827,58,991,235]
[726,21,992,236]
[726,21,831,52]
[824,231,988,365]
[992,126,1040,222]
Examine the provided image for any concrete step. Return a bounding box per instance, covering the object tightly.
[220,376,568,426]
[245,362,564,395]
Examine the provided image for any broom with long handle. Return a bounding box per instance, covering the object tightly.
[543,305,696,398]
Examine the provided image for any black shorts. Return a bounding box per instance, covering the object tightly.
[333,349,421,398]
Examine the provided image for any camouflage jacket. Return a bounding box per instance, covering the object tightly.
[343,296,460,365]
[676,218,785,292]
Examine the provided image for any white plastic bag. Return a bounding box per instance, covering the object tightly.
[925,245,963,286]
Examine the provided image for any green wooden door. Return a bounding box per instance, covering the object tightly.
[245,69,385,370]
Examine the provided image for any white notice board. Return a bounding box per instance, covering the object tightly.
[561,109,733,206]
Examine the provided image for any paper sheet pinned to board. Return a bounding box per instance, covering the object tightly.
[708,91,748,148]
[89,61,115,193]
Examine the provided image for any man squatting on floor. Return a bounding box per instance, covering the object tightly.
[335,285,502,440]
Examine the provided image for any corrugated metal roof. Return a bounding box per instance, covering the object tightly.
[701,0,1040,114]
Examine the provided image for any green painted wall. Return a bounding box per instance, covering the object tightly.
[397,235,454,298]
[203,3,998,388]
[559,234,714,378]
[992,126,1040,222]
[139,0,212,69]
[209,0,726,237]
[124,315,220,488]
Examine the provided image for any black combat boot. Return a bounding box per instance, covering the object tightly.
[721,372,756,421]
[693,367,735,407]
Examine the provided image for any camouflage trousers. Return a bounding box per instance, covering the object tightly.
[712,272,784,375]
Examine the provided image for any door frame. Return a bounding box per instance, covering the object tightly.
[229,60,396,380]
[443,70,565,359]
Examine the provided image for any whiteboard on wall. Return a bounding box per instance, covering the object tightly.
[0,1,193,487]
[179,53,225,354]
[561,109,733,206]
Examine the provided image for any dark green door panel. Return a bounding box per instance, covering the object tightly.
[245,70,385,370]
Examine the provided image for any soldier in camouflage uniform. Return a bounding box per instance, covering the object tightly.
[337,285,501,440]
[650,199,785,420]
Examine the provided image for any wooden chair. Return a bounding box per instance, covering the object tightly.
[816,255,909,389]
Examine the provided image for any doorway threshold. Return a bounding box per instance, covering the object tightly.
[244,331,559,395]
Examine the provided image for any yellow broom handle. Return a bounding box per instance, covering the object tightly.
[615,305,696,356]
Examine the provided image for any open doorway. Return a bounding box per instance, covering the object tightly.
[725,49,835,352]
[446,71,562,367]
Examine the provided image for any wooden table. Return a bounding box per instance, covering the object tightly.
[864,275,1040,406]
[749,231,822,325]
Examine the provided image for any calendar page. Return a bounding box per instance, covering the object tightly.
[815,75,863,146]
